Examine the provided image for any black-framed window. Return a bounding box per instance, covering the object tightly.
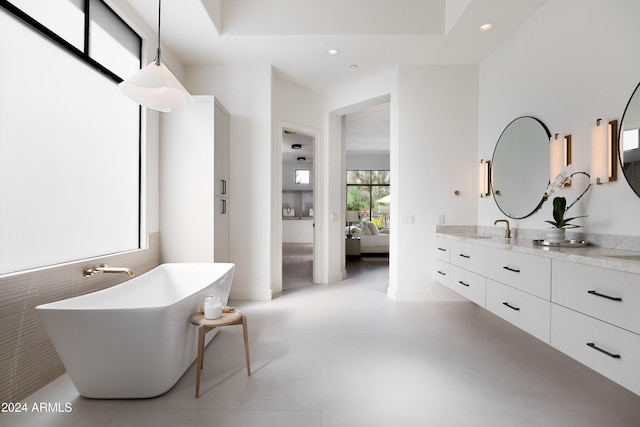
[1,0,141,82]
[0,1,143,274]
[346,170,390,228]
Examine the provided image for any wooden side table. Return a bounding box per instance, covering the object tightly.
[189,310,251,397]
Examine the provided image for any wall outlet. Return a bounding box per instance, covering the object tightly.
[437,214,445,224]
[255,274,261,283]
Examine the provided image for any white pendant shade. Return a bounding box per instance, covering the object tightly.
[119,61,192,112]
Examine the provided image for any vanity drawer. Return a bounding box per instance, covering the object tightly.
[450,265,486,307]
[450,240,486,276]
[435,237,450,262]
[551,304,640,396]
[552,259,640,334]
[486,279,550,343]
[435,259,450,287]
[485,247,551,300]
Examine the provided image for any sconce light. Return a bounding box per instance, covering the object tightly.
[291,144,302,149]
[591,118,618,185]
[297,157,306,161]
[480,159,491,198]
[550,133,572,186]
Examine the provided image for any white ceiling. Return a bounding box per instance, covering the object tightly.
[122,0,548,156]
[122,0,547,94]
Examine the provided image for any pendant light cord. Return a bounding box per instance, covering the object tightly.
[155,0,162,65]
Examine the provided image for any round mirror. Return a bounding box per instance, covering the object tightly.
[619,82,640,198]
[491,116,551,219]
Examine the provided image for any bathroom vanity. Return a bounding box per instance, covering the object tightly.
[436,229,640,396]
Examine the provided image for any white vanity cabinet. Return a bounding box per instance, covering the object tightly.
[160,96,231,263]
[550,260,640,395]
[435,232,640,396]
[484,247,551,342]
[485,248,551,300]
[486,279,551,343]
[435,237,450,287]
[449,240,486,306]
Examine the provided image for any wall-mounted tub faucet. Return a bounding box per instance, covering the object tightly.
[83,263,135,278]
[494,219,511,239]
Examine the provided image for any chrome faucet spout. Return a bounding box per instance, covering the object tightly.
[83,263,135,278]
[494,219,511,239]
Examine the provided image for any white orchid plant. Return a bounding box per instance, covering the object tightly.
[542,165,592,229]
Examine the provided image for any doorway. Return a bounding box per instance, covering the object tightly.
[281,128,315,290]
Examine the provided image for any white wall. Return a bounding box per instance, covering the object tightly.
[478,0,640,235]
[185,64,274,300]
[390,65,479,300]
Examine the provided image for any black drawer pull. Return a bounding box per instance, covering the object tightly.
[502,266,521,273]
[458,281,470,287]
[438,247,447,252]
[502,302,520,311]
[587,342,621,359]
[458,253,470,259]
[587,290,622,302]
[437,270,446,276]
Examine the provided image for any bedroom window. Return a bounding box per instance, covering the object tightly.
[346,170,390,229]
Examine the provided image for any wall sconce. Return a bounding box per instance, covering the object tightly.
[550,133,572,185]
[480,159,491,198]
[591,118,618,185]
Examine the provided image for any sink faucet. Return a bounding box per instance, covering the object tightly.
[494,219,511,239]
[83,263,135,278]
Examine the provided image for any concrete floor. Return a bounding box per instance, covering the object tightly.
[5,260,640,427]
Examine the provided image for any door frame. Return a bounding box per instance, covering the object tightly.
[272,120,321,295]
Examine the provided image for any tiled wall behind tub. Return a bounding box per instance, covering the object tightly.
[0,233,161,402]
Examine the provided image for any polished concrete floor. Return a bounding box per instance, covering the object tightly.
[5,259,640,427]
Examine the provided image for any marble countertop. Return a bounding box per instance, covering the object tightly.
[436,231,640,275]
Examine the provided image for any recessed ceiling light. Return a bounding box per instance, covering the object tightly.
[480,22,495,32]
[350,64,358,69]
[327,49,339,56]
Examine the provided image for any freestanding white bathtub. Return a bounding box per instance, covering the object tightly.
[35,262,235,399]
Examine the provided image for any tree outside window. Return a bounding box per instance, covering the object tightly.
[346,170,390,229]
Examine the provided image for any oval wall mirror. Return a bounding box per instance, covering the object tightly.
[619,81,640,198]
[491,116,551,219]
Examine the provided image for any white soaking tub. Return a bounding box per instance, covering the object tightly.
[35,263,235,399]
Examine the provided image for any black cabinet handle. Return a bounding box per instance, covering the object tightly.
[502,302,520,311]
[221,199,227,214]
[437,247,447,252]
[458,281,470,287]
[502,266,521,273]
[587,290,622,302]
[587,342,621,359]
[437,270,446,276]
[221,179,227,195]
[458,253,470,259]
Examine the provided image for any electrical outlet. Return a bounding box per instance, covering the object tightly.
[255,274,260,283]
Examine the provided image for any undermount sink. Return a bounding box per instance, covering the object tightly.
[604,255,640,262]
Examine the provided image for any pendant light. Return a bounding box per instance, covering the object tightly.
[119,0,192,112]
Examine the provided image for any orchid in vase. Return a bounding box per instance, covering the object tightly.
[542,165,592,241]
